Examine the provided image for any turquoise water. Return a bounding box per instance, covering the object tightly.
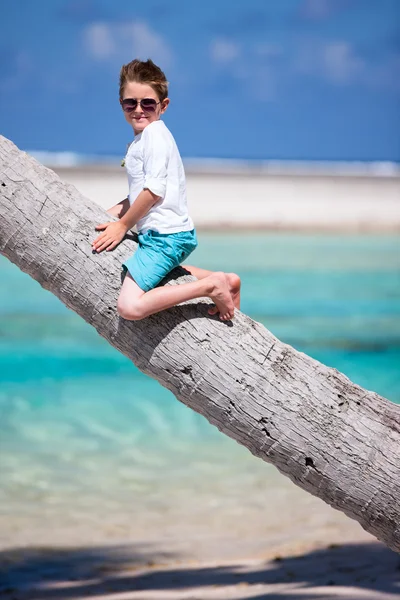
[0,232,399,544]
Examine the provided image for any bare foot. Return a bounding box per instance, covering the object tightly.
[229,272,241,310]
[207,272,235,321]
[208,272,240,316]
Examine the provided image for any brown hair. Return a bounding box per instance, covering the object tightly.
[119,59,169,100]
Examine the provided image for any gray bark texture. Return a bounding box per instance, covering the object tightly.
[1,135,399,552]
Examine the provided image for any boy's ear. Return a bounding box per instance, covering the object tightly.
[160,98,170,114]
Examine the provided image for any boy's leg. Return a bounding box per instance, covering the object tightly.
[185,265,241,310]
[117,271,235,321]
[184,265,213,279]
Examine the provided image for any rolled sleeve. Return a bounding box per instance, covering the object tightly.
[142,126,169,198]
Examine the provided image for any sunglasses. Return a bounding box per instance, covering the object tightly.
[121,98,161,113]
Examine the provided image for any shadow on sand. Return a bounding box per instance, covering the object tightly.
[0,541,399,599]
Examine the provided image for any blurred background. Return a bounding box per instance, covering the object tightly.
[1,0,400,161]
[1,0,400,587]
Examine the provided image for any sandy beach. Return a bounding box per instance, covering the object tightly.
[1,537,399,599]
[53,163,400,231]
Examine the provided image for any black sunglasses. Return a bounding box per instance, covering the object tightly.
[121,98,161,113]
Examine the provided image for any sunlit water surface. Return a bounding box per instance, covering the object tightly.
[0,232,399,549]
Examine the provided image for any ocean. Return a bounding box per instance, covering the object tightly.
[0,231,399,551]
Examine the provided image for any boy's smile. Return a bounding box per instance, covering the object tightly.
[121,81,169,136]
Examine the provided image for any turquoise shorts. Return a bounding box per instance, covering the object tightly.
[123,229,198,292]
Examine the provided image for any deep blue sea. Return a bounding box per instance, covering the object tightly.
[0,232,399,546]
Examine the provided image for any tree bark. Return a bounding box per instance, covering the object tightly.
[1,135,399,553]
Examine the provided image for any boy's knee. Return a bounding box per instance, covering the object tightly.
[117,298,145,321]
[229,272,241,287]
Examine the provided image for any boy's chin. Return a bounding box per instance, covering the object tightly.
[132,123,145,134]
[132,119,150,133]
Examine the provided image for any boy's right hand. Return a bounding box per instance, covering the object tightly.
[92,221,128,253]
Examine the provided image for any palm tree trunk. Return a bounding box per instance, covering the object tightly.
[1,135,399,552]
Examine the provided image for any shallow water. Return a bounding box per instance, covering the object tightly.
[0,232,399,549]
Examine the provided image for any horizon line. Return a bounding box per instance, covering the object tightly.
[28,149,400,177]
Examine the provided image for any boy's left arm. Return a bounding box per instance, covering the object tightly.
[92,189,159,253]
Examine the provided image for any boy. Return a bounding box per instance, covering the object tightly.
[92,59,240,321]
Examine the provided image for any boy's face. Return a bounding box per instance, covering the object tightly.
[120,81,169,135]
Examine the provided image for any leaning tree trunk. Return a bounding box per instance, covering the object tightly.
[1,135,399,552]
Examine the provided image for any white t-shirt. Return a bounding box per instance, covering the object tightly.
[125,120,194,234]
